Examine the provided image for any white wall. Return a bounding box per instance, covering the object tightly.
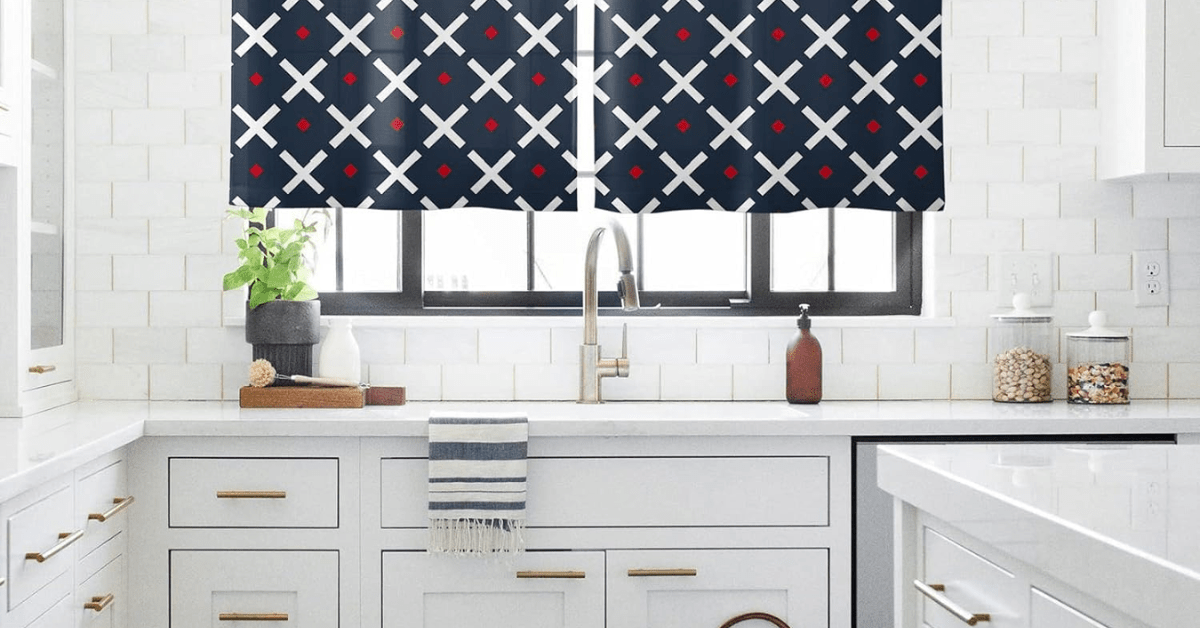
[73,0,1200,401]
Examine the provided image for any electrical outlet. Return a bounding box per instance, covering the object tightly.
[1134,250,1170,307]
[1132,473,1167,530]
[996,252,1054,307]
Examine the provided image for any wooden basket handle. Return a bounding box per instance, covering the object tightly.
[718,612,792,628]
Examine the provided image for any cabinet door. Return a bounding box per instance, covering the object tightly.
[170,551,338,628]
[1165,0,1200,146]
[26,595,71,628]
[382,551,604,628]
[1030,589,1109,628]
[606,549,829,628]
[76,555,124,628]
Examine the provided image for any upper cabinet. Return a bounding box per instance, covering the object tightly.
[1100,0,1200,178]
[0,0,73,417]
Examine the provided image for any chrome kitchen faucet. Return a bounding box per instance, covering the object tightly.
[578,220,640,404]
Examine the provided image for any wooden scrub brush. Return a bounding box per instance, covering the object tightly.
[248,358,362,388]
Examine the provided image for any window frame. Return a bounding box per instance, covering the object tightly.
[316,211,922,317]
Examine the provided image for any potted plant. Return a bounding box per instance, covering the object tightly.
[223,207,328,380]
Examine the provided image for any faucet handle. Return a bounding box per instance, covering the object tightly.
[617,323,630,378]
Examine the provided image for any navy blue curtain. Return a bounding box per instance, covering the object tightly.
[230,1,943,214]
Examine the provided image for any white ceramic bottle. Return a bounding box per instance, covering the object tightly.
[319,318,361,383]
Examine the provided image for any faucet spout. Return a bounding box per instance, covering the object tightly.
[580,219,640,403]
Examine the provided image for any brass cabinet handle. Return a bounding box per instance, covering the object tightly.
[0,576,6,587]
[26,530,84,563]
[219,614,289,621]
[84,594,115,612]
[628,568,698,577]
[216,491,287,499]
[89,496,135,522]
[28,365,56,374]
[516,571,586,579]
[914,580,991,626]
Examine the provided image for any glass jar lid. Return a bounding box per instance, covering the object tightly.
[1066,310,1128,340]
[991,293,1053,323]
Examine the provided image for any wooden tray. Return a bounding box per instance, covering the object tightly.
[239,386,364,409]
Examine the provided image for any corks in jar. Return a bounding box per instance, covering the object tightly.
[993,346,1052,402]
[1067,362,1129,404]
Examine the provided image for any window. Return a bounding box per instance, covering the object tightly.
[277,208,921,316]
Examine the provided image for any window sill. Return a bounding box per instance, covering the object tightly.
[223,313,956,329]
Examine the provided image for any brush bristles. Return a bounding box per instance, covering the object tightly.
[248,359,277,388]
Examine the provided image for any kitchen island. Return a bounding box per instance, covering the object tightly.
[879,442,1195,628]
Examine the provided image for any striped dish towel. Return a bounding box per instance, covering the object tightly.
[427,412,528,556]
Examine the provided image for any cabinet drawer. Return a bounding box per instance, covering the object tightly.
[6,486,78,611]
[24,594,71,628]
[170,551,338,628]
[1031,589,1110,628]
[168,457,338,528]
[78,555,126,628]
[921,528,1024,628]
[382,551,605,628]
[607,549,829,628]
[77,460,130,559]
[381,456,828,528]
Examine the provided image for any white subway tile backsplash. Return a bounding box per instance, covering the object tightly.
[1024,74,1096,109]
[368,364,442,401]
[115,327,185,364]
[1023,146,1095,182]
[1096,290,1168,329]
[1095,217,1168,253]
[1060,182,1132,218]
[406,328,477,365]
[185,254,232,291]
[222,362,247,400]
[915,327,986,364]
[697,328,768,364]
[186,326,247,364]
[77,146,148,182]
[767,327,842,365]
[1058,254,1130,291]
[952,74,1023,109]
[111,35,185,72]
[879,364,951,400]
[627,326,696,364]
[661,365,732,401]
[149,0,223,35]
[514,364,577,401]
[988,110,1060,146]
[1168,291,1200,327]
[184,108,229,145]
[1135,327,1200,363]
[951,218,1022,254]
[76,109,113,145]
[76,1,148,35]
[942,37,988,74]
[1169,218,1200,251]
[951,363,992,400]
[113,254,184,291]
[149,218,222,254]
[952,1,1023,37]
[823,364,877,400]
[1024,218,1095,254]
[186,181,232,218]
[1132,362,1168,399]
[1060,110,1101,146]
[76,183,114,219]
[1024,1,1097,38]
[150,364,222,400]
[604,364,661,401]
[950,290,1002,325]
[76,328,114,364]
[149,291,222,327]
[75,73,148,109]
[185,35,229,72]
[75,255,113,291]
[78,364,149,400]
[843,328,914,364]
[113,181,185,218]
[935,254,989,291]
[479,328,551,364]
[944,182,988,217]
[75,36,113,73]
[987,183,1059,218]
[550,326,623,364]
[1170,254,1200,290]
[352,327,405,365]
[77,291,148,328]
[943,109,988,146]
[442,364,514,401]
[148,145,222,181]
[988,38,1060,73]
[733,364,785,401]
[148,72,222,108]
[113,109,185,145]
[1061,37,1102,73]
[1169,364,1200,398]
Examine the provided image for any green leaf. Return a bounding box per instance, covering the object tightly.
[248,281,278,309]
[292,284,319,301]
[222,266,256,291]
[267,263,292,289]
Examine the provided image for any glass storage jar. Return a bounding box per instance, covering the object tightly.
[1066,311,1130,404]
[990,293,1054,403]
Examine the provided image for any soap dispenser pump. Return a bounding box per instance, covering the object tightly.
[786,304,822,404]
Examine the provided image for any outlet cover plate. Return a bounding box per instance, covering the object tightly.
[995,252,1054,307]
[1134,250,1170,307]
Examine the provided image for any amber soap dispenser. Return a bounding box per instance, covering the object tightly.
[786,304,822,404]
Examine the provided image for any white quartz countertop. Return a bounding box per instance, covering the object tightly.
[2,399,1200,503]
[877,442,1198,628]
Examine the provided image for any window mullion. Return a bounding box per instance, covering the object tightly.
[526,212,536,291]
[334,207,345,291]
[748,213,770,303]
[827,208,836,292]
[400,210,424,308]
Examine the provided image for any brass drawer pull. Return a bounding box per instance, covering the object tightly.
[0,576,6,587]
[28,365,56,374]
[26,529,84,562]
[84,594,114,612]
[914,580,991,625]
[516,571,586,579]
[219,614,289,621]
[216,491,287,499]
[89,496,135,522]
[628,568,698,577]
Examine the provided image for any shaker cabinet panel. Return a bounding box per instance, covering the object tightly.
[606,549,828,628]
[921,528,1023,628]
[1030,589,1110,628]
[170,550,339,628]
[1165,0,1200,146]
[168,457,338,528]
[6,486,75,610]
[75,461,128,561]
[382,551,605,628]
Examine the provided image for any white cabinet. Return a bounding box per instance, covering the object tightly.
[167,457,339,528]
[607,550,826,628]
[0,0,74,417]
[1031,589,1111,628]
[170,551,339,628]
[1100,0,1200,178]
[382,552,605,628]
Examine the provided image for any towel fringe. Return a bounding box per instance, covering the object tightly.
[428,518,526,556]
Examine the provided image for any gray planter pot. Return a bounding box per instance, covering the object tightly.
[245,300,320,381]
